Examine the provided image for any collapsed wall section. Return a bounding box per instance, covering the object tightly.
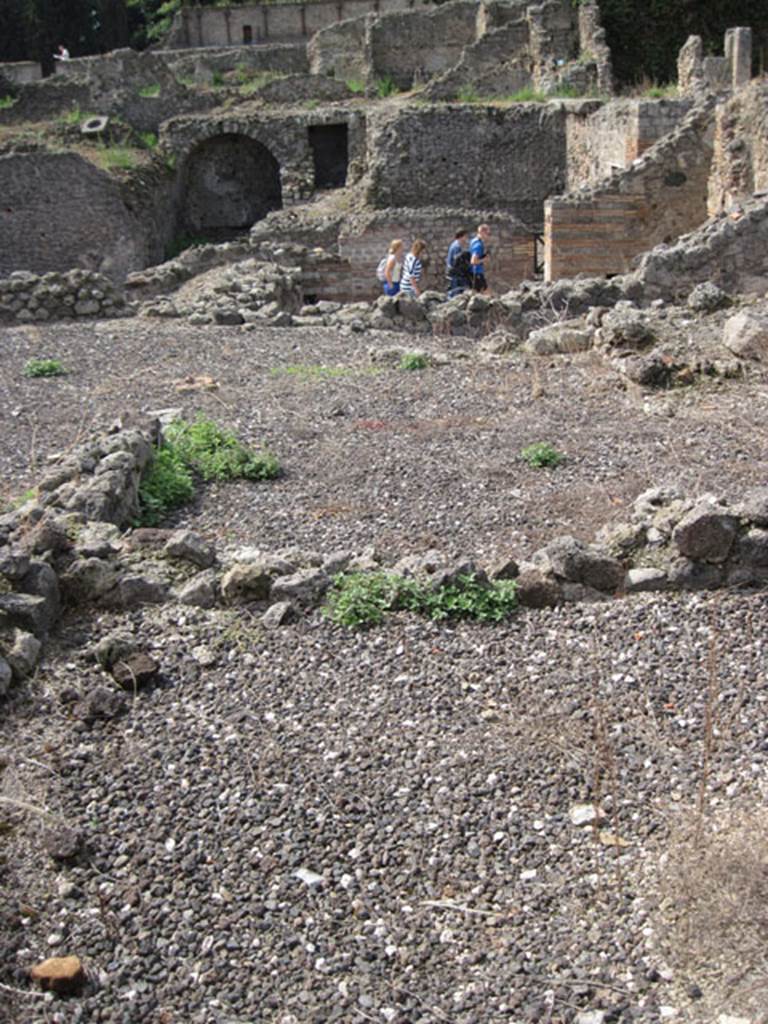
[366,103,568,228]
[545,99,715,281]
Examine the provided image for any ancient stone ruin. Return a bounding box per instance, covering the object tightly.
[3,6,768,1021]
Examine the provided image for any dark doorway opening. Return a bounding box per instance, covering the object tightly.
[308,124,348,189]
[243,24,252,43]
[179,133,282,241]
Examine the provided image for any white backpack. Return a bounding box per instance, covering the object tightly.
[376,256,388,283]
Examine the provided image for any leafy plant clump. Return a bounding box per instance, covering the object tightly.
[139,131,158,149]
[23,358,65,378]
[399,352,429,371]
[137,446,195,526]
[137,417,279,525]
[324,571,518,628]
[345,78,365,95]
[375,75,398,98]
[0,95,16,110]
[99,145,137,171]
[520,442,564,468]
[165,417,280,482]
[138,83,161,98]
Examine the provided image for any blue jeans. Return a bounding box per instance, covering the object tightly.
[383,282,400,296]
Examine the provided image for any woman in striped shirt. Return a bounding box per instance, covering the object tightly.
[400,239,428,297]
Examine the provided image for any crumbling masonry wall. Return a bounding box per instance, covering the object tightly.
[708,80,768,216]
[545,100,715,281]
[0,152,173,282]
[366,104,568,228]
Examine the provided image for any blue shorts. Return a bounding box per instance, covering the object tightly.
[383,282,400,296]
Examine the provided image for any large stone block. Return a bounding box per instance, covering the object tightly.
[722,311,768,361]
[672,501,738,563]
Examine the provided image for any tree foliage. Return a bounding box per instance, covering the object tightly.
[595,0,768,86]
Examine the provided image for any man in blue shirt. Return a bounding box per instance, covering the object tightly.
[469,223,491,294]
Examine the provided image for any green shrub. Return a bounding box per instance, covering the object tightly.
[520,442,564,468]
[345,78,365,94]
[23,358,65,378]
[59,105,97,126]
[212,71,225,87]
[138,83,161,98]
[375,75,398,98]
[139,131,158,149]
[324,571,518,628]
[137,446,195,526]
[457,84,479,103]
[165,417,280,482]
[0,95,16,110]
[399,352,429,371]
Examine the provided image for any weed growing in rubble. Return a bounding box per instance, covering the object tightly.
[138,447,195,526]
[346,78,365,94]
[0,95,16,109]
[324,571,518,628]
[137,417,279,525]
[23,358,65,378]
[99,146,137,171]
[138,83,161,98]
[376,75,398,98]
[165,417,280,483]
[520,441,564,468]
[399,352,429,371]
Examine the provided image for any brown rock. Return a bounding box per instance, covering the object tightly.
[111,652,158,690]
[30,954,85,995]
[44,826,83,863]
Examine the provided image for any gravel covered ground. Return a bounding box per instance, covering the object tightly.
[2,315,768,1023]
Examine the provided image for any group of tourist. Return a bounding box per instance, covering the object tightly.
[378,224,492,299]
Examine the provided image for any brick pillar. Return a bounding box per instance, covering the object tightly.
[725,27,752,90]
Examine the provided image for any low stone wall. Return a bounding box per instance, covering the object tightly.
[0,269,127,323]
[5,414,768,695]
[545,98,715,280]
[0,61,42,85]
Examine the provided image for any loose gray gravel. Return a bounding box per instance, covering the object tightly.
[2,314,768,1024]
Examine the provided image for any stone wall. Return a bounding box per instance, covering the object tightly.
[0,151,171,282]
[678,27,754,98]
[545,99,715,281]
[0,61,42,85]
[166,0,420,48]
[708,80,768,216]
[0,268,126,323]
[365,103,568,227]
[370,1,478,90]
[635,193,768,299]
[162,107,368,213]
[565,99,692,190]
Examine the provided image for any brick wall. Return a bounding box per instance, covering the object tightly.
[546,99,715,281]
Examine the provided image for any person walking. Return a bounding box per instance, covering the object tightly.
[53,44,70,61]
[383,238,404,296]
[469,223,491,294]
[446,229,469,295]
[400,239,428,298]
